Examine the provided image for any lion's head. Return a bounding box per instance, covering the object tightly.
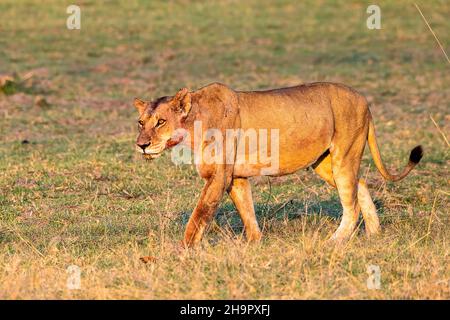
[134,88,191,159]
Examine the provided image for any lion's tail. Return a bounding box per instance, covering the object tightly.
[367,114,423,182]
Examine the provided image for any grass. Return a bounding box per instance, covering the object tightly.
[0,0,449,299]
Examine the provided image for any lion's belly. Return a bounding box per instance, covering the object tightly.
[232,128,332,177]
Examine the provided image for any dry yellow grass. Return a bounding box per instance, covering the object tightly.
[0,213,448,299]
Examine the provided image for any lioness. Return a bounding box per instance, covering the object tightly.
[134,82,422,247]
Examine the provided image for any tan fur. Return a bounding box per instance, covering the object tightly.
[134,82,422,246]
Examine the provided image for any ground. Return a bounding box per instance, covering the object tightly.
[0,0,448,299]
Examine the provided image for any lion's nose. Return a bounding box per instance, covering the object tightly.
[137,142,151,150]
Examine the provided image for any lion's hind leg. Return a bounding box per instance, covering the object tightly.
[357,179,380,237]
[329,151,362,243]
[312,150,380,239]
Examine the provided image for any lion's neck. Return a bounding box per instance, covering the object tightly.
[179,101,201,149]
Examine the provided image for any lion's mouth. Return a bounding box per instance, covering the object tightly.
[136,144,165,160]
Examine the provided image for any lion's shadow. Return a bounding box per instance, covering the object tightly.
[213,196,386,235]
[180,195,385,235]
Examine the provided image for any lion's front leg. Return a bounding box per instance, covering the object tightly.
[228,177,261,242]
[183,175,227,247]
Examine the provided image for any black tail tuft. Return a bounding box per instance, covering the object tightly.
[409,145,423,164]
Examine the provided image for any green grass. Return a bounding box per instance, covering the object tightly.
[0,0,449,299]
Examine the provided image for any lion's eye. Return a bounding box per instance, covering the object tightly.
[138,120,144,127]
[157,119,166,127]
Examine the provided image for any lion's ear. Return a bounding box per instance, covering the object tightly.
[172,88,191,117]
[134,98,146,115]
